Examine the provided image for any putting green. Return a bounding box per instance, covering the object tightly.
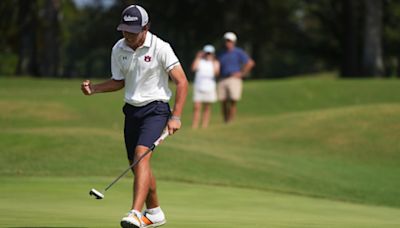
[1,177,399,228]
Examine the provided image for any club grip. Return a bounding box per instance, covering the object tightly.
[154,129,169,147]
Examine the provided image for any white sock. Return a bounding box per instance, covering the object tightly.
[145,206,161,215]
[144,207,165,222]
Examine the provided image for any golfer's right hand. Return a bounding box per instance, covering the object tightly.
[81,80,93,95]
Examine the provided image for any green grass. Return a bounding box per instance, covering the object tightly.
[0,76,400,227]
[1,177,400,228]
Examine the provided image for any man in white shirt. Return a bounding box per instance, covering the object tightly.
[81,5,188,228]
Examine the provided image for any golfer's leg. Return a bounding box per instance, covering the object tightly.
[131,145,152,211]
[145,170,159,209]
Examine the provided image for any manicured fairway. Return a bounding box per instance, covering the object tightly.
[1,177,400,228]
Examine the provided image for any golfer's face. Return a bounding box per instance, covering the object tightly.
[123,31,144,48]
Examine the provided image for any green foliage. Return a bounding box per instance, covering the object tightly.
[2,1,400,77]
[0,51,18,75]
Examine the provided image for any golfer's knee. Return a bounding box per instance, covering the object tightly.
[134,146,151,162]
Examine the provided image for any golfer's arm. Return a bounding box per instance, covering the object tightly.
[169,65,188,118]
[241,59,255,76]
[92,79,125,93]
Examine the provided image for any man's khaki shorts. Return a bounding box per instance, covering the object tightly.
[217,77,243,101]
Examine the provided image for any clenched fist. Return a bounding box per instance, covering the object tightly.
[81,80,94,95]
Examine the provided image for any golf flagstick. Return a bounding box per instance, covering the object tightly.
[89,128,170,200]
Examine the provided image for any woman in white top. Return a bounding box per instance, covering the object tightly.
[191,44,220,129]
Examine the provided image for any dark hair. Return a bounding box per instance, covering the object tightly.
[143,22,151,31]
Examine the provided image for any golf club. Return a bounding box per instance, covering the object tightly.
[89,129,169,200]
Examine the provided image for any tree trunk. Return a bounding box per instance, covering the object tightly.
[341,0,362,77]
[362,0,384,77]
[39,0,61,77]
[16,0,39,76]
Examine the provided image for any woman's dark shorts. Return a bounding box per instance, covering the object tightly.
[123,101,170,160]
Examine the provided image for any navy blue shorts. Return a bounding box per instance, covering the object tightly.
[123,101,171,160]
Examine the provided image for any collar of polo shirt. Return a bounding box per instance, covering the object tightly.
[119,32,153,52]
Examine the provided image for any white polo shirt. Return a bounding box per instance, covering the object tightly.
[111,32,180,106]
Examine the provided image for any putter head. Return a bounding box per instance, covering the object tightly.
[89,188,104,200]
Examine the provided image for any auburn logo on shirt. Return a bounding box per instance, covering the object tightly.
[144,55,152,62]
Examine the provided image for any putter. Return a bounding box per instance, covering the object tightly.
[89,129,169,200]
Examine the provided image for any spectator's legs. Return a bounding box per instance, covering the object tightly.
[192,102,201,129]
[202,103,211,128]
[221,100,229,123]
[228,100,237,122]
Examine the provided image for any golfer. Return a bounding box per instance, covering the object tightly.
[81,5,188,228]
[191,44,220,129]
[218,32,255,123]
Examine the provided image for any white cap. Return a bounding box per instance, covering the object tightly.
[203,44,215,53]
[223,32,237,42]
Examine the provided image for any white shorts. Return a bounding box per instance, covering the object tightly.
[193,88,217,103]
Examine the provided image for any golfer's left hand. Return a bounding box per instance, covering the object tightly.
[167,118,181,135]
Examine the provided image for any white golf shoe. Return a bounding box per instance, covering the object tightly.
[120,210,143,228]
[141,208,167,227]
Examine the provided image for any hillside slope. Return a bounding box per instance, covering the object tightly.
[0,77,399,207]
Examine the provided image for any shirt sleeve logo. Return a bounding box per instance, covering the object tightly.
[144,55,152,62]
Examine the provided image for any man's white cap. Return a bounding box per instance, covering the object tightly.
[203,44,215,53]
[223,32,237,42]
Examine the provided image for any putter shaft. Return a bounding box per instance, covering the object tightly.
[104,146,154,191]
[90,129,169,199]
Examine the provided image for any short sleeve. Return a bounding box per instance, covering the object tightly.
[159,44,180,72]
[238,48,250,65]
[111,49,124,80]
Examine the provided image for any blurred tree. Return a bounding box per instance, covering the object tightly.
[383,0,400,78]
[16,0,39,76]
[362,0,384,77]
[341,0,363,77]
[62,1,120,78]
[0,0,19,75]
[39,0,62,77]
[36,0,62,77]
[304,0,385,77]
[1,0,399,78]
